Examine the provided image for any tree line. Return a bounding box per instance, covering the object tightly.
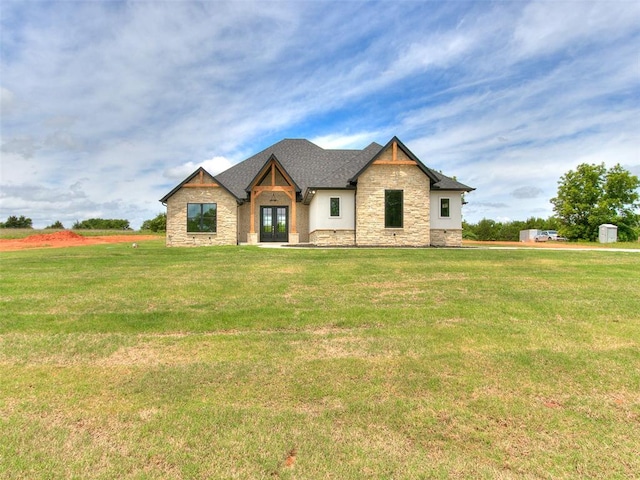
[463,217,561,242]
[0,217,131,230]
[0,214,166,232]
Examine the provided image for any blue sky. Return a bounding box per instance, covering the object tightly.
[1,0,639,229]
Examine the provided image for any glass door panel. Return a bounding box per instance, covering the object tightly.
[260,206,288,242]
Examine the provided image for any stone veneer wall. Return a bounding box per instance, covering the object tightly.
[295,202,310,243]
[166,187,237,246]
[355,163,430,246]
[237,194,309,244]
[430,229,463,247]
[309,229,356,246]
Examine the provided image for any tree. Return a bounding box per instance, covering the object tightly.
[73,218,131,230]
[0,215,33,228]
[475,218,499,241]
[45,221,65,229]
[551,163,639,241]
[141,212,166,232]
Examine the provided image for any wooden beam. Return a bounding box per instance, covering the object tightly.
[291,199,297,234]
[198,170,204,183]
[252,185,295,193]
[372,160,417,166]
[250,191,255,234]
[392,141,397,163]
[282,190,295,201]
[271,164,276,186]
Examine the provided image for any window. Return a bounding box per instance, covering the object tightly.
[187,203,217,232]
[440,198,450,218]
[330,197,340,217]
[385,190,403,228]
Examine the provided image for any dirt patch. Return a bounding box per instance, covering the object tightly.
[0,231,160,251]
[22,230,87,243]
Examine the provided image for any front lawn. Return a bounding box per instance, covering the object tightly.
[1,243,638,478]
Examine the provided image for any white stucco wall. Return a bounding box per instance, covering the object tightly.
[430,192,463,229]
[309,190,355,231]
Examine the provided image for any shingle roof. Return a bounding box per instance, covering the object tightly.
[160,137,474,204]
[427,169,474,191]
[313,142,384,188]
[215,138,382,199]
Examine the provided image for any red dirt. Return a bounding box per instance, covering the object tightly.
[0,231,160,251]
[22,230,87,243]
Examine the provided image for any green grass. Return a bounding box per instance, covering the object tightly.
[1,241,639,479]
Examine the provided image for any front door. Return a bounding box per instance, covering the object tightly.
[260,206,288,242]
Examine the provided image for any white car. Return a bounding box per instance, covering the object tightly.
[535,230,567,242]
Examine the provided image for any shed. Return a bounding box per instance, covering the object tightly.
[598,224,617,243]
[519,229,540,242]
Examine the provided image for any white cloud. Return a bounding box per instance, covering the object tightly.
[513,1,640,58]
[311,132,379,150]
[1,135,40,159]
[0,86,16,114]
[163,156,234,180]
[511,186,544,199]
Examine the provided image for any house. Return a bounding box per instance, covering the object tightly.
[160,136,474,247]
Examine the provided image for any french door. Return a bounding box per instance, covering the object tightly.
[260,206,288,242]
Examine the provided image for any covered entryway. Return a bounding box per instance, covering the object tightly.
[260,206,288,242]
[247,154,299,244]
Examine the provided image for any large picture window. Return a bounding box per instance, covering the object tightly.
[330,197,340,217]
[385,190,403,228]
[440,198,450,218]
[187,203,217,232]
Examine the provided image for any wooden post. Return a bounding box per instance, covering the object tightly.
[291,191,297,234]
[250,189,255,234]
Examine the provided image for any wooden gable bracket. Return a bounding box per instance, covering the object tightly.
[183,168,220,188]
[249,159,297,235]
[373,140,418,166]
[183,183,220,188]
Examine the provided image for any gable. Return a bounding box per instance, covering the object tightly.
[185,169,218,187]
[258,167,288,187]
[372,140,418,166]
[349,137,439,185]
[159,167,239,204]
[247,154,299,193]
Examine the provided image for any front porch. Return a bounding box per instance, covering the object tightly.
[239,154,307,245]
